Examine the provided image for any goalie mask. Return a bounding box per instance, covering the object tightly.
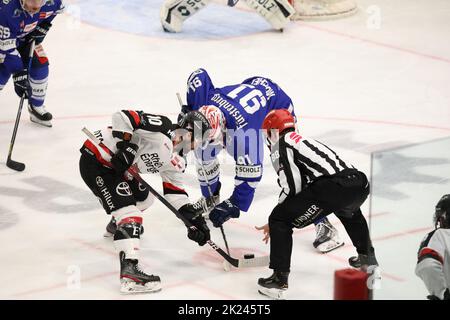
[434,194,450,229]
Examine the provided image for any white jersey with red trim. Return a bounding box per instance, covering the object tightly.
[415,228,450,299]
[83,110,189,210]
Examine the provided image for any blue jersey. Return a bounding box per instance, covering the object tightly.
[185,68,295,212]
[0,0,64,73]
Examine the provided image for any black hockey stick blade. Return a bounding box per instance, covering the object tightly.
[227,0,239,7]
[6,158,25,172]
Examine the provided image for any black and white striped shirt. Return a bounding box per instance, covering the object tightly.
[270,131,354,203]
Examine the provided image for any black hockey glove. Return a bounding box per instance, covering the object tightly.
[12,70,30,98]
[26,21,52,45]
[179,203,210,246]
[111,141,138,175]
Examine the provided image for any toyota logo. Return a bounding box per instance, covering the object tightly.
[96,176,104,187]
[116,182,132,197]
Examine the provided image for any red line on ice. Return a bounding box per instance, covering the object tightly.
[296,22,450,65]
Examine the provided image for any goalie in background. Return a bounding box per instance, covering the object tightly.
[160,0,358,33]
[160,0,296,33]
[415,194,450,300]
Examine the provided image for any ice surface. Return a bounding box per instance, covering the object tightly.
[0,0,449,299]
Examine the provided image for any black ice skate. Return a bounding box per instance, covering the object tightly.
[119,252,161,294]
[104,217,144,238]
[349,251,379,271]
[28,104,52,127]
[313,217,344,253]
[258,271,289,300]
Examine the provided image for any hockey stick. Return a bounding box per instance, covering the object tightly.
[6,40,36,172]
[199,162,231,255]
[227,0,239,7]
[175,92,231,257]
[82,127,269,268]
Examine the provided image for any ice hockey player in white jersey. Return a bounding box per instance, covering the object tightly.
[415,194,450,300]
[256,109,378,299]
[79,110,210,294]
[160,0,296,33]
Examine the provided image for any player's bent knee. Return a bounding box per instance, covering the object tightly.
[136,193,155,212]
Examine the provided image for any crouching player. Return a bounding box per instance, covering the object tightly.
[79,110,210,294]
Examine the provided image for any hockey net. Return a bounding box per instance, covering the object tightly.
[288,0,358,20]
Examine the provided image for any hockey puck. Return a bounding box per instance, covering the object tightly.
[244,254,255,259]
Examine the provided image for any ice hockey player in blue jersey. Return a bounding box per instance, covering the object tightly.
[178,68,344,253]
[0,0,65,127]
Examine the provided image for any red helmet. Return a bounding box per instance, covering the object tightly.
[262,109,296,145]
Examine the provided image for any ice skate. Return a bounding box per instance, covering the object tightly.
[313,217,344,253]
[103,217,117,238]
[119,252,161,294]
[28,104,52,127]
[349,251,379,271]
[258,271,289,300]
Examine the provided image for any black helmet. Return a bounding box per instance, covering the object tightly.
[177,111,212,149]
[434,194,450,229]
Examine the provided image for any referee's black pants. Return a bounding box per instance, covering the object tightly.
[269,169,373,272]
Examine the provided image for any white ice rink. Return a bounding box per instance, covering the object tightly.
[1,0,450,300]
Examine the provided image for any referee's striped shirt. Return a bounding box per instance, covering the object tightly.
[271,131,354,204]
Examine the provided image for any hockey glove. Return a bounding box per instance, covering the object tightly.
[26,21,52,45]
[179,203,210,246]
[12,70,30,98]
[111,141,138,175]
[209,198,240,228]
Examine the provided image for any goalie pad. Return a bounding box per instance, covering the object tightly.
[160,0,212,33]
[244,0,296,30]
[290,0,358,20]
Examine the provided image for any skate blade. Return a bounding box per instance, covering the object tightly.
[30,116,52,127]
[317,240,345,254]
[258,286,286,300]
[103,231,114,238]
[120,280,162,294]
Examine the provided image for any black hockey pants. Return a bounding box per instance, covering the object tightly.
[269,169,373,272]
[79,152,149,214]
